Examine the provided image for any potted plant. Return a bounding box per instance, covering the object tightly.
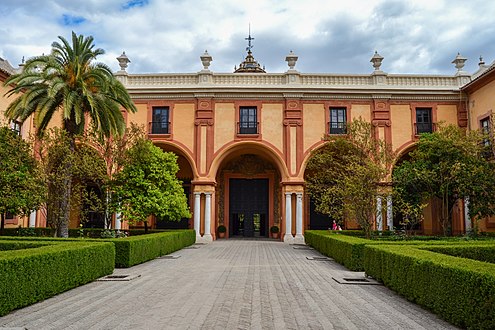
[270,225,280,239]
[217,225,226,238]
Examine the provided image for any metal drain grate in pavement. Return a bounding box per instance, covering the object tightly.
[306,256,333,261]
[98,274,141,281]
[157,255,181,259]
[332,276,381,285]
[293,246,313,250]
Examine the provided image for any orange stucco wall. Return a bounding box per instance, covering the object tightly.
[468,79,495,130]
[302,103,325,152]
[351,104,371,122]
[261,103,283,153]
[173,103,195,152]
[214,103,235,153]
[437,104,458,127]
[390,105,413,152]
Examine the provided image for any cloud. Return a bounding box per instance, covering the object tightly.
[1,0,495,75]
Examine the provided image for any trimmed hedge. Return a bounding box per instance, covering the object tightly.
[0,229,196,268]
[424,245,495,264]
[0,241,114,316]
[109,230,196,267]
[0,240,53,251]
[305,230,495,271]
[364,244,495,329]
[305,230,368,270]
[0,227,175,238]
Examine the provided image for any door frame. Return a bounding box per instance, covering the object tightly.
[223,172,275,239]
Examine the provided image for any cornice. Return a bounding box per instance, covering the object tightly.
[130,92,463,102]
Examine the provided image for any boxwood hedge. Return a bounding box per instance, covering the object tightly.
[0,230,196,268]
[305,230,495,271]
[363,244,495,329]
[108,230,196,267]
[0,241,115,316]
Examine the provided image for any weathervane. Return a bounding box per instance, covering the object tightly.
[245,24,254,53]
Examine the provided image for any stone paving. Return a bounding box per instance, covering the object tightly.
[0,239,457,330]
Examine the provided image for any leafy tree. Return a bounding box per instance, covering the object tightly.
[393,125,495,235]
[35,128,108,235]
[0,127,45,234]
[306,119,394,238]
[4,32,137,237]
[113,139,191,233]
[80,123,145,229]
[391,160,428,235]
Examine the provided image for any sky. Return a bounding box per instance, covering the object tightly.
[1,0,495,75]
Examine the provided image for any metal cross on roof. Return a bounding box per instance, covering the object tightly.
[245,25,254,52]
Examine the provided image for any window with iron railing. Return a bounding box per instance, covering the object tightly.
[150,107,170,134]
[415,108,433,134]
[329,108,346,134]
[238,106,258,134]
[481,117,491,146]
[10,120,21,136]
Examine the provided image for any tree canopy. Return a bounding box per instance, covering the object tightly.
[3,32,137,237]
[0,127,45,233]
[306,119,393,238]
[393,125,495,235]
[113,139,191,231]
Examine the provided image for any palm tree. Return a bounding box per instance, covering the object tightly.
[4,31,137,237]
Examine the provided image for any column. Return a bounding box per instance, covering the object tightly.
[114,212,121,230]
[376,196,383,231]
[29,210,36,228]
[203,192,213,241]
[294,193,305,244]
[194,192,201,240]
[464,197,471,233]
[284,192,293,243]
[386,195,393,231]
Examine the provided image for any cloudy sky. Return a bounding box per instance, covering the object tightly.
[1,0,494,75]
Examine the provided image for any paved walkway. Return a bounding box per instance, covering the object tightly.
[0,239,456,330]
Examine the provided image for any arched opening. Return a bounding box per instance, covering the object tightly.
[150,143,195,230]
[303,152,336,231]
[215,150,282,239]
[392,145,423,233]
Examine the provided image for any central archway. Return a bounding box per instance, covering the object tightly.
[215,153,282,239]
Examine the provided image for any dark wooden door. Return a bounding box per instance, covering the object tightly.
[229,179,269,237]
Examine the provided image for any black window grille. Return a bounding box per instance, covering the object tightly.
[481,117,491,149]
[10,121,21,136]
[239,107,258,134]
[329,108,346,134]
[416,108,433,134]
[151,107,170,134]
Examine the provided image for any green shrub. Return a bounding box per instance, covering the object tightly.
[305,230,368,270]
[106,230,195,268]
[0,230,195,268]
[0,240,53,251]
[305,230,495,271]
[0,241,114,316]
[364,245,495,329]
[424,245,495,264]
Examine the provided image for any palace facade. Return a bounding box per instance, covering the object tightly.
[2,44,495,240]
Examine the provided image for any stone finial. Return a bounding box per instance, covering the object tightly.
[285,50,298,70]
[200,50,212,70]
[117,51,130,71]
[370,51,384,71]
[452,52,467,72]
